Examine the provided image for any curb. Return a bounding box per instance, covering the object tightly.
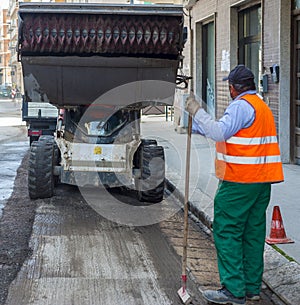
[165,178,300,305]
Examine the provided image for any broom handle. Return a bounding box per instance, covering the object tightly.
[181,114,192,286]
[181,9,194,287]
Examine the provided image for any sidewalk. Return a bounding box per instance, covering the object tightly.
[141,116,300,305]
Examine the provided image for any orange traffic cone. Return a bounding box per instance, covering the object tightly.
[266,206,294,244]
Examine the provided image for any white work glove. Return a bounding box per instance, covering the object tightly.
[185,92,201,116]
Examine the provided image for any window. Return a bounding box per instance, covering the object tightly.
[202,21,215,118]
[294,0,300,9]
[195,19,215,118]
[238,5,262,87]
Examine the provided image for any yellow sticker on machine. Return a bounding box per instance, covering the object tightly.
[94,146,102,155]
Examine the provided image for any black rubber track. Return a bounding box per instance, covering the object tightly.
[28,139,55,199]
[137,144,165,203]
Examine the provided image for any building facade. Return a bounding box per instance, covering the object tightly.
[181,0,298,165]
[8,0,21,91]
[0,8,11,86]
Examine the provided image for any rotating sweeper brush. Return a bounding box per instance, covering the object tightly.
[18,7,183,57]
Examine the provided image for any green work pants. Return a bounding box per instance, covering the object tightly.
[213,181,271,298]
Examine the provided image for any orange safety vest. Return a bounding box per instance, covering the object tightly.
[215,94,284,183]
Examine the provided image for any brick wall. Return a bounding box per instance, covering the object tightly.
[263,1,280,128]
[191,0,233,119]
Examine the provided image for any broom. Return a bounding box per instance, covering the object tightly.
[177,6,194,304]
[177,112,193,305]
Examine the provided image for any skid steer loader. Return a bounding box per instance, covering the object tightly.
[18,2,185,203]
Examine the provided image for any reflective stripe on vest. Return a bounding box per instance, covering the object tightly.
[216,152,282,165]
[226,135,278,145]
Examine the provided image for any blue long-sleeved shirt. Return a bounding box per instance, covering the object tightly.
[192,90,257,142]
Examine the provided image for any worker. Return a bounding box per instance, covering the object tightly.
[185,64,284,305]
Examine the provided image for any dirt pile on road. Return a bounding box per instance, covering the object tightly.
[0,153,36,305]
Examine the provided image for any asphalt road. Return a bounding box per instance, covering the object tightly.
[2,162,208,304]
[4,183,203,305]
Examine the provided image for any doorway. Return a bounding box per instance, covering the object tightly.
[292,11,300,164]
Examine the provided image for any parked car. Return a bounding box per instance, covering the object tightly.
[0,85,12,99]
